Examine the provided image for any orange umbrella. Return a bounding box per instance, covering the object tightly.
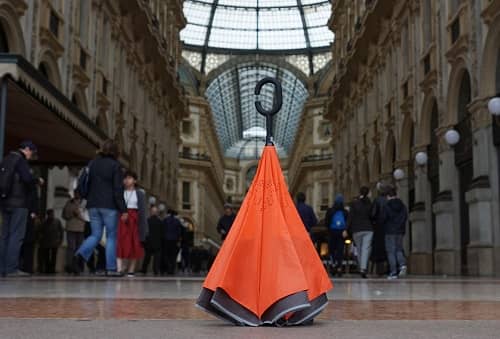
[197,146,333,326]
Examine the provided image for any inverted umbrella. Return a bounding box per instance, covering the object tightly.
[196,78,333,326]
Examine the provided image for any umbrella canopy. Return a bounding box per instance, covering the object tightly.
[197,146,332,326]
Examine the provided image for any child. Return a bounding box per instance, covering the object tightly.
[117,171,148,277]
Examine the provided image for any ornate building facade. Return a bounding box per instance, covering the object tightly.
[0,0,187,213]
[326,0,500,276]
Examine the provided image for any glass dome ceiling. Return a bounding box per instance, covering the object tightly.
[181,0,334,51]
[205,62,308,159]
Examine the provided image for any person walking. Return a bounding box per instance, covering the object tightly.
[163,210,183,275]
[62,194,86,274]
[180,221,194,274]
[141,205,163,275]
[0,140,43,277]
[382,187,408,280]
[370,184,389,275]
[295,192,318,237]
[216,204,236,241]
[347,186,373,278]
[19,188,39,274]
[73,139,127,276]
[37,209,64,274]
[116,171,148,277]
[324,194,348,277]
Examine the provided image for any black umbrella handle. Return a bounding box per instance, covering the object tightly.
[255,77,283,146]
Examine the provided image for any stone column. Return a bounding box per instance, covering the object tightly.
[433,129,461,275]
[409,155,434,274]
[465,100,498,275]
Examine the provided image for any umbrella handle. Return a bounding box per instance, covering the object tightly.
[255,77,283,146]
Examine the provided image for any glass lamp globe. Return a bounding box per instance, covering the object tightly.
[148,196,157,205]
[415,152,428,166]
[158,203,166,212]
[393,168,405,181]
[488,97,500,116]
[444,129,460,146]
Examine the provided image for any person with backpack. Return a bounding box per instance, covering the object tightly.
[347,186,373,279]
[0,140,43,277]
[324,194,348,277]
[73,139,127,276]
[382,187,409,280]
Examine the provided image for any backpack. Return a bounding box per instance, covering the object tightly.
[0,152,22,200]
[330,210,346,230]
[76,161,93,199]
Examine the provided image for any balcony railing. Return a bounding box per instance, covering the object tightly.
[179,152,211,161]
[302,154,334,162]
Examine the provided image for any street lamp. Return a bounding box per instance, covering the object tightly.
[393,168,405,181]
[415,151,429,166]
[444,129,461,146]
[488,93,500,116]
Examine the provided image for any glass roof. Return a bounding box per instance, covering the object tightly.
[181,0,334,51]
[205,62,308,159]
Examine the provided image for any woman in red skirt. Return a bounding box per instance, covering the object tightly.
[117,171,148,277]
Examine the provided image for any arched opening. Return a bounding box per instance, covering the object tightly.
[371,147,382,183]
[38,53,62,89]
[0,21,9,52]
[96,111,109,135]
[454,70,473,275]
[427,100,439,258]
[38,62,50,79]
[382,132,396,176]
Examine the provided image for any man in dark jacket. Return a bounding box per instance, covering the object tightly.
[163,210,183,275]
[0,141,42,277]
[295,192,318,236]
[347,186,373,278]
[37,209,64,274]
[142,205,163,275]
[216,204,235,241]
[19,188,40,274]
[382,187,408,279]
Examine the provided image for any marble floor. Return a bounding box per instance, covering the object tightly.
[1,275,500,338]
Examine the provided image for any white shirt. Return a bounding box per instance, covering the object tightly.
[124,189,138,209]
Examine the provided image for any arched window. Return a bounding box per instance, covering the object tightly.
[496,46,500,92]
[0,22,9,53]
[422,0,432,47]
[39,63,50,80]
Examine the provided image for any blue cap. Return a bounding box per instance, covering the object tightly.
[19,140,37,152]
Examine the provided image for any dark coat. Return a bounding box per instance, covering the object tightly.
[2,151,37,209]
[217,214,235,240]
[164,215,183,241]
[370,195,387,262]
[324,202,348,230]
[347,197,373,233]
[86,155,126,213]
[382,198,408,235]
[38,217,64,249]
[146,215,163,250]
[296,202,318,232]
[135,189,148,242]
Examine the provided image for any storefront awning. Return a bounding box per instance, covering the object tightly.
[0,54,108,165]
